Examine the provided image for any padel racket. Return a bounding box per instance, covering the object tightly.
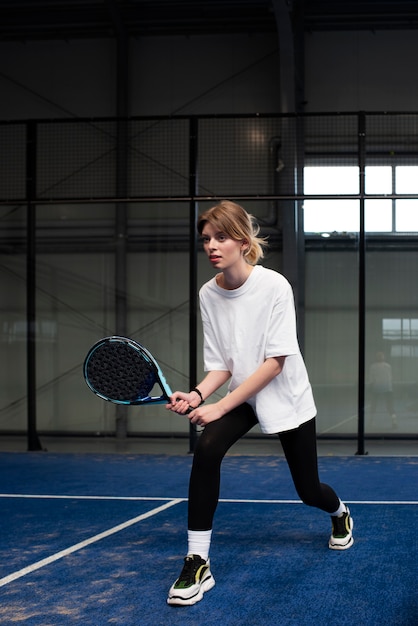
[83,336,173,406]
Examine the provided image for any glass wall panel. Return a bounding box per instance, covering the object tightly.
[0,205,27,432]
[305,242,359,436]
[365,250,418,435]
[395,200,418,232]
[304,199,360,233]
[364,200,392,232]
[31,201,192,436]
[2,113,418,446]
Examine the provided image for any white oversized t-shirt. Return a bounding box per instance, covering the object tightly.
[199,265,316,434]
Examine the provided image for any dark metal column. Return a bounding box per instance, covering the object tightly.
[107,0,130,438]
[357,112,367,455]
[272,0,306,348]
[114,123,129,439]
[189,117,199,453]
[272,0,296,113]
[26,121,43,451]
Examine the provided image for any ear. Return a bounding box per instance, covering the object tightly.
[241,240,250,254]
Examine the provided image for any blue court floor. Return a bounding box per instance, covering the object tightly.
[0,451,417,625]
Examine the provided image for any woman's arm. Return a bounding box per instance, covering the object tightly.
[180,356,285,426]
[166,369,231,414]
[216,356,285,415]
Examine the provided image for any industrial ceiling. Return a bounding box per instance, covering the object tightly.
[1,0,418,42]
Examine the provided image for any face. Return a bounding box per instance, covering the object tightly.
[201,222,246,272]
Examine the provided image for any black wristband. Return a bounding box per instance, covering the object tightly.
[191,387,204,405]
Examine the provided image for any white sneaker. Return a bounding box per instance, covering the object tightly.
[167,554,215,606]
[329,507,354,550]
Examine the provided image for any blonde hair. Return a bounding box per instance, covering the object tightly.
[197,200,268,265]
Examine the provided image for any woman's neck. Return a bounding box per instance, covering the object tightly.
[217,265,254,290]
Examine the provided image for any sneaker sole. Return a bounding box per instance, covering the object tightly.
[167,575,215,606]
[328,535,354,550]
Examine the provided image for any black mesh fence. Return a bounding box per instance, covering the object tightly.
[1,112,418,203]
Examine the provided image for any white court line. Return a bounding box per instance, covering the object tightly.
[0,493,178,501]
[0,494,417,505]
[0,498,184,589]
[0,495,416,588]
[219,498,418,505]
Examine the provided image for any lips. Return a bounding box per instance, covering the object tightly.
[209,256,221,262]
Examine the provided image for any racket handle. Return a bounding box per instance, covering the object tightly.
[173,397,194,414]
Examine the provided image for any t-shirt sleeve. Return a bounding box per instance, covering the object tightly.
[200,296,230,372]
[264,280,300,358]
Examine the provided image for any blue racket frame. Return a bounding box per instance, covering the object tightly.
[83,336,174,405]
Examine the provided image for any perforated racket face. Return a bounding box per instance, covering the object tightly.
[84,339,157,403]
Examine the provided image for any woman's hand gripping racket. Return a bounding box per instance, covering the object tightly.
[83,336,174,406]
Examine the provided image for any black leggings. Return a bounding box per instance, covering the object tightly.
[188,403,340,530]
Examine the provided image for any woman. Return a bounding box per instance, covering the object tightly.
[166,200,353,606]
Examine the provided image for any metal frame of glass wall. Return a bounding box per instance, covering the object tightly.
[0,112,417,452]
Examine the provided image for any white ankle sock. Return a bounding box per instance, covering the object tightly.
[187,529,212,561]
[331,500,347,517]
